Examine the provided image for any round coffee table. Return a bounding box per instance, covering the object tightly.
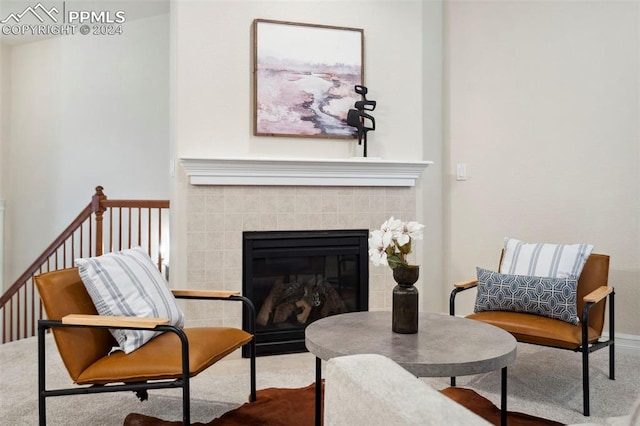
[305,311,517,425]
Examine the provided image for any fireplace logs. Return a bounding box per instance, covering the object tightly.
[256,276,347,327]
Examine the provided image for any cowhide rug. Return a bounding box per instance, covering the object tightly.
[124,383,562,426]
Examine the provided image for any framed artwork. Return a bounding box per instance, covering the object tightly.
[253,19,364,138]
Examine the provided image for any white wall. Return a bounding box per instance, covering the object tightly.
[2,13,171,287]
[174,0,424,160]
[445,1,640,336]
[0,44,9,289]
[171,1,433,289]
[421,0,444,313]
[0,44,8,196]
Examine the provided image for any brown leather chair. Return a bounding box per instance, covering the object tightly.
[35,268,257,425]
[450,253,614,417]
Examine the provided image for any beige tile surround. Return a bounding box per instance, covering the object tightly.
[183,184,418,336]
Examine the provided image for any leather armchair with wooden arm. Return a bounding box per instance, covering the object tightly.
[36,267,256,425]
[449,253,614,416]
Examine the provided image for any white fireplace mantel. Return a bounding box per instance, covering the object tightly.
[180,157,433,187]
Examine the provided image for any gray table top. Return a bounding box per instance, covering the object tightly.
[305,311,517,377]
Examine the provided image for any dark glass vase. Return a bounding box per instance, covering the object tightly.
[392,265,419,334]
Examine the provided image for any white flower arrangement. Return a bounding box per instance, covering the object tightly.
[368,216,424,269]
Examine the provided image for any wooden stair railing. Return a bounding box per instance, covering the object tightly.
[0,186,170,344]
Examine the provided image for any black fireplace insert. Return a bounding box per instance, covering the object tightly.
[242,229,369,357]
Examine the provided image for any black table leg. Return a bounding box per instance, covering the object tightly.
[501,367,508,426]
[315,357,322,426]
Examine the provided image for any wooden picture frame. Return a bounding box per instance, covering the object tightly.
[253,19,364,138]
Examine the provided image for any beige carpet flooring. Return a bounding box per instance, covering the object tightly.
[1,334,638,425]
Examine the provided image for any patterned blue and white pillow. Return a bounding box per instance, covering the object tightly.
[474,267,579,325]
[500,238,593,279]
[75,247,184,354]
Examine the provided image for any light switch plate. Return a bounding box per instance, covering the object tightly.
[456,163,467,181]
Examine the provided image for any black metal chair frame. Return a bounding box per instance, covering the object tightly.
[450,287,615,416]
[38,295,257,425]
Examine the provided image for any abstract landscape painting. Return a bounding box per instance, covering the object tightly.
[253,19,363,138]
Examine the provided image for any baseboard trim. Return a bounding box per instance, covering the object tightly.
[603,332,640,354]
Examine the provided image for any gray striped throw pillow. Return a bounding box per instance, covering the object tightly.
[75,247,184,354]
[500,238,593,279]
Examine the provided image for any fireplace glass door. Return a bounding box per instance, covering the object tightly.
[242,230,369,356]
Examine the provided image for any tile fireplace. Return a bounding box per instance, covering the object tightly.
[181,157,431,357]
